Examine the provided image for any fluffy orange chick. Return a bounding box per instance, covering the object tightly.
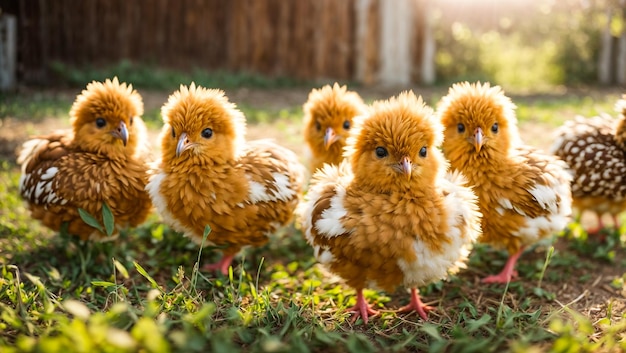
[303,83,366,172]
[147,83,305,275]
[550,94,626,234]
[299,91,481,324]
[438,81,572,284]
[17,77,153,240]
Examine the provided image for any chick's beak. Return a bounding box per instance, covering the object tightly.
[111,121,128,146]
[323,127,337,150]
[474,127,484,152]
[400,156,412,180]
[176,132,192,158]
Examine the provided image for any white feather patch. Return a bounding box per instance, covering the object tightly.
[315,186,348,238]
[271,172,296,201]
[246,173,295,204]
[398,172,480,288]
[247,180,269,203]
[40,167,58,181]
[318,248,334,264]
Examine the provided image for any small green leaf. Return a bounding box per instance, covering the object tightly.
[78,208,103,233]
[134,261,161,291]
[102,203,115,236]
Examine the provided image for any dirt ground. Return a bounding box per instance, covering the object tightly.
[2,85,626,326]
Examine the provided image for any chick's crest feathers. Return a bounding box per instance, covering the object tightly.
[345,91,445,192]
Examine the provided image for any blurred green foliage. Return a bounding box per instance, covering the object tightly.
[435,0,623,88]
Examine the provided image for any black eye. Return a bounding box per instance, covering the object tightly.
[491,122,498,133]
[171,127,176,138]
[457,123,465,133]
[130,117,134,125]
[375,147,388,158]
[95,118,106,128]
[201,128,213,139]
[315,122,321,131]
[343,120,350,130]
[419,146,427,158]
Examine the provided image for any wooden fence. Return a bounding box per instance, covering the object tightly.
[11,0,413,84]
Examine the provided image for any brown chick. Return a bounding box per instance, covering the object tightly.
[147,83,305,275]
[299,91,481,324]
[438,81,572,284]
[550,94,626,235]
[303,83,366,172]
[17,77,153,240]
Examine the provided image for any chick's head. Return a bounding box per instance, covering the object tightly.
[160,83,246,168]
[70,77,144,157]
[303,83,366,156]
[345,91,445,193]
[438,81,519,162]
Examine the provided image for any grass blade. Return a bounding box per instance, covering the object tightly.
[134,261,162,292]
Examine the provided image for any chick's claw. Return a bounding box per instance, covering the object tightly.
[348,290,378,325]
[397,288,433,321]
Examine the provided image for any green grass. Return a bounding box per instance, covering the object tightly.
[0,93,73,122]
[2,88,626,352]
[49,60,309,91]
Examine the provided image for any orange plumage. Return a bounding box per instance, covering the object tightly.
[438,81,572,283]
[550,94,626,234]
[17,77,153,240]
[299,91,481,323]
[147,83,305,275]
[303,83,366,172]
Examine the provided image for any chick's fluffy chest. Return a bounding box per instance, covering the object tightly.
[320,185,450,292]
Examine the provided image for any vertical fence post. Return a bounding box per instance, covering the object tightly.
[378,0,413,86]
[0,14,17,91]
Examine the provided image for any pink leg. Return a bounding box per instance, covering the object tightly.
[346,289,378,324]
[586,213,605,235]
[202,254,235,275]
[481,247,525,284]
[397,288,434,321]
[612,214,621,232]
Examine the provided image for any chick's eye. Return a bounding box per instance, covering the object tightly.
[343,120,350,130]
[315,122,321,131]
[95,118,106,128]
[130,117,134,125]
[419,146,427,158]
[201,128,213,139]
[375,147,388,158]
[171,127,176,138]
[491,122,499,133]
[457,123,465,133]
